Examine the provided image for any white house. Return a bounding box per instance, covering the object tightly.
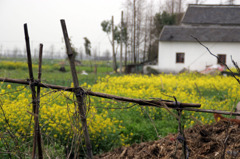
[145,4,240,74]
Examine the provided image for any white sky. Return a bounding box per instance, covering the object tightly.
[0,0,239,57]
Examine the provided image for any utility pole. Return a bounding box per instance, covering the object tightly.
[120,11,123,74]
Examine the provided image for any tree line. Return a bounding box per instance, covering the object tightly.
[100,0,184,73]
[100,0,236,73]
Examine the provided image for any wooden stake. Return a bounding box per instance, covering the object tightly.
[24,23,38,159]
[36,44,43,159]
[60,19,93,159]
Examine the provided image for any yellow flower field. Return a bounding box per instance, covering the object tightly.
[0,73,239,156]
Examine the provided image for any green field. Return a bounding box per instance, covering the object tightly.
[0,58,114,86]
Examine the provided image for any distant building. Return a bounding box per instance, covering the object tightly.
[145,4,240,73]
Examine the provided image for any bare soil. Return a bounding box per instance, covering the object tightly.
[95,120,240,159]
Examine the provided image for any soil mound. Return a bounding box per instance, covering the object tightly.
[95,120,240,159]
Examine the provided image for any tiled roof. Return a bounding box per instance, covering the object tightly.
[182,4,240,25]
[159,25,240,42]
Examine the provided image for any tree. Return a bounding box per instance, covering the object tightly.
[164,0,184,15]
[101,18,121,72]
[101,20,122,43]
[226,0,235,4]
[13,47,21,58]
[79,47,84,60]
[133,0,136,64]
[93,47,98,61]
[0,45,2,57]
[123,0,150,64]
[121,0,184,64]
[83,37,91,56]
[62,39,78,61]
[194,0,206,4]
[120,11,124,74]
[146,11,178,61]
[111,16,118,72]
[49,45,55,59]
[153,11,177,36]
[103,49,111,61]
[122,21,129,66]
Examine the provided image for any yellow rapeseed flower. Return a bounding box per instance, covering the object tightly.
[7,84,11,89]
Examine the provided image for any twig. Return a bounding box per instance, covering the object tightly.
[0,86,27,96]
[221,101,236,159]
[231,56,240,75]
[189,115,203,125]
[95,103,137,110]
[191,35,240,85]
[142,107,160,138]
[194,83,202,99]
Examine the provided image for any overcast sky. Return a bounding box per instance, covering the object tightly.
[0,0,239,57]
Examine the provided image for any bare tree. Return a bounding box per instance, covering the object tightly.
[164,0,175,14]
[120,11,124,73]
[103,49,111,61]
[79,47,83,60]
[13,47,21,58]
[0,45,2,57]
[143,0,155,62]
[112,16,118,72]
[100,17,119,72]
[164,0,185,15]
[93,47,98,61]
[33,48,38,59]
[193,0,206,4]
[123,0,147,64]
[49,45,55,59]
[123,6,130,66]
[226,0,235,4]
[136,0,146,63]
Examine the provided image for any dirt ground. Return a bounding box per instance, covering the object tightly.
[95,120,240,159]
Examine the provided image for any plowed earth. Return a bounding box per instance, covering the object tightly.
[95,120,240,159]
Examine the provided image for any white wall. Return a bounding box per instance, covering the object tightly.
[157,41,240,73]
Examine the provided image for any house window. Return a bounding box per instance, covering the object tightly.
[176,53,185,63]
[217,54,226,64]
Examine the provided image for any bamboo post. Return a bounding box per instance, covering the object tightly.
[24,23,38,159]
[60,19,93,159]
[36,44,43,159]
[177,109,187,159]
